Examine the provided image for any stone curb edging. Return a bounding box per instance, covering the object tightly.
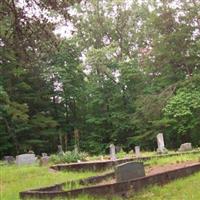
[50,150,200,171]
[20,162,200,199]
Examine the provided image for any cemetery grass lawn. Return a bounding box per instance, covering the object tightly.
[131,171,200,200]
[0,164,98,200]
[146,153,200,167]
[1,153,200,200]
[78,171,200,200]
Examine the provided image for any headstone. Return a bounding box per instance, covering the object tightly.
[39,156,49,166]
[74,144,78,154]
[110,144,116,161]
[28,150,34,154]
[42,153,47,157]
[4,156,15,164]
[178,143,192,152]
[115,161,145,182]
[156,133,168,154]
[57,145,64,155]
[16,154,37,165]
[135,146,141,158]
[115,146,121,153]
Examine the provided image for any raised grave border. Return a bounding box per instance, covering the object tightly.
[20,162,200,199]
[50,150,200,171]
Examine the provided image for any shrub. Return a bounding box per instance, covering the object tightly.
[50,151,88,164]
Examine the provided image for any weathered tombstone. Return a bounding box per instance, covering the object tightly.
[74,144,78,154]
[57,145,64,155]
[39,156,49,166]
[4,156,15,164]
[135,146,141,158]
[178,143,192,152]
[115,161,145,182]
[157,133,168,154]
[28,150,34,154]
[16,154,37,166]
[110,144,116,161]
[42,153,47,157]
[115,146,121,153]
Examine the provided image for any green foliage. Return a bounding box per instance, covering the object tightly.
[50,151,88,164]
[1,0,200,157]
[164,90,200,117]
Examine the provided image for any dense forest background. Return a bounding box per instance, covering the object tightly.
[0,0,200,157]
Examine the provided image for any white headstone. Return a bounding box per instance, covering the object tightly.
[135,146,141,158]
[16,154,37,165]
[157,133,167,154]
[110,144,116,161]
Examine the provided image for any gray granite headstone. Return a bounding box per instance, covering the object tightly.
[4,156,15,164]
[178,143,192,152]
[40,156,49,166]
[16,154,37,165]
[115,161,145,182]
[135,146,141,158]
[110,144,116,161]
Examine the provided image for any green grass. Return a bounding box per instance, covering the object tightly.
[1,152,200,200]
[78,171,200,200]
[131,171,200,200]
[145,153,200,167]
[0,164,98,200]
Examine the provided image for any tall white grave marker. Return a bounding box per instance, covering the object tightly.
[110,144,116,161]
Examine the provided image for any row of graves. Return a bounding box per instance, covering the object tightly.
[3,133,194,166]
[18,133,200,199]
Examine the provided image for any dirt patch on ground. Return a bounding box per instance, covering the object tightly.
[146,161,199,175]
[93,161,200,185]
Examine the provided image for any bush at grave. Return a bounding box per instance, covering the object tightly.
[50,151,88,164]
